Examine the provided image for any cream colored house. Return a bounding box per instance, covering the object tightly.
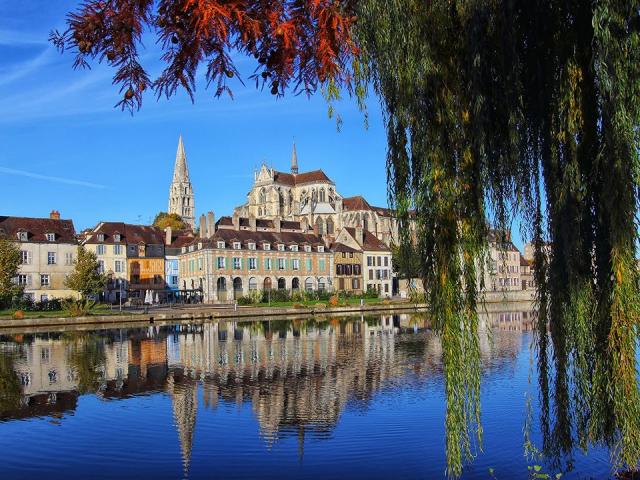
[0,212,79,302]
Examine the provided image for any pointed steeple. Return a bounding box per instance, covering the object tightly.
[291,140,298,174]
[173,134,190,182]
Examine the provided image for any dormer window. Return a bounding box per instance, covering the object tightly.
[248,242,256,250]
[45,233,55,242]
[113,234,121,242]
[304,245,311,252]
[181,247,187,253]
[290,245,298,252]
[277,244,285,251]
[263,243,271,251]
[217,241,225,249]
[197,242,203,250]
[233,242,241,250]
[97,233,105,242]
[318,246,325,252]
[189,245,195,252]
[17,231,28,241]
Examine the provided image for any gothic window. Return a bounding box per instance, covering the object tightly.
[363,214,369,232]
[260,188,267,204]
[315,217,325,235]
[326,217,334,235]
[320,189,326,202]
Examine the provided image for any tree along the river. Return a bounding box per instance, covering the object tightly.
[55,0,640,476]
[65,246,107,299]
[0,238,23,309]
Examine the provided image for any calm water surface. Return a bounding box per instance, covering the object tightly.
[0,310,616,479]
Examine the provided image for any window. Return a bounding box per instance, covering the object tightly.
[217,241,225,249]
[349,252,354,258]
[319,259,325,272]
[47,252,56,265]
[197,258,203,271]
[336,264,344,275]
[265,258,273,270]
[65,252,73,265]
[249,277,258,291]
[217,256,225,269]
[17,274,29,286]
[376,269,381,280]
[306,258,312,271]
[20,250,31,265]
[377,256,382,266]
[384,284,389,293]
[40,274,50,287]
[233,242,241,250]
[384,256,389,267]
[345,264,353,275]
[97,233,105,242]
[170,275,178,286]
[318,246,324,252]
[114,260,123,273]
[292,259,300,270]
[96,244,106,255]
[113,234,121,242]
[277,244,285,251]
[263,243,271,251]
[113,244,122,255]
[277,258,285,270]
[354,264,361,275]
[248,242,256,250]
[233,257,241,269]
[304,245,311,252]
[368,270,373,280]
[249,258,257,270]
[352,278,360,290]
[290,245,298,252]
[46,233,55,242]
[367,256,373,266]
[97,260,105,273]
[17,231,28,241]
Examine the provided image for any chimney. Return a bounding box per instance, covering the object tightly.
[207,211,215,237]
[50,210,60,220]
[165,226,172,246]
[356,225,364,245]
[232,212,240,230]
[249,214,257,232]
[200,214,207,239]
[274,217,281,233]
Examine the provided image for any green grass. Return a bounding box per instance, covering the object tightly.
[0,305,120,320]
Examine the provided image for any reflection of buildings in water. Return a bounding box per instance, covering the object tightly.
[167,370,197,473]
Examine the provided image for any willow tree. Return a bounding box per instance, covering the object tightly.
[55,0,640,475]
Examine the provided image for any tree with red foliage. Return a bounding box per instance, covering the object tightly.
[51,0,358,112]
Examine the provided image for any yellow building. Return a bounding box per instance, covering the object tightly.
[332,243,363,294]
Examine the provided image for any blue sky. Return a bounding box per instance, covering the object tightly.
[0,1,527,248]
[0,1,388,229]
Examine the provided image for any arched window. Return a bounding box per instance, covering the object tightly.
[326,217,334,235]
[249,277,257,291]
[278,277,286,290]
[363,214,369,232]
[292,277,300,290]
[304,277,314,292]
[263,277,272,291]
[319,189,326,202]
[315,217,325,235]
[259,188,267,204]
[318,278,326,291]
[217,277,226,291]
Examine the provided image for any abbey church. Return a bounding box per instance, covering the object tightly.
[233,143,399,246]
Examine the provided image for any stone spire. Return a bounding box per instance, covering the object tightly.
[168,135,196,230]
[291,140,298,174]
[173,134,190,182]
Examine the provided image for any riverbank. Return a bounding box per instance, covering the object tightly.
[0,300,429,331]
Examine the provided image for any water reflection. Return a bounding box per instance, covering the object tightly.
[0,309,547,478]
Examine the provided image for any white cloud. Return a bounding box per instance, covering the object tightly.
[0,166,107,189]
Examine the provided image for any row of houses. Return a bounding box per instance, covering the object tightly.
[0,210,393,304]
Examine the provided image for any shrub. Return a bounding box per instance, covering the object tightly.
[329,295,339,307]
[62,298,95,317]
[364,288,380,299]
[293,303,306,309]
[12,310,24,319]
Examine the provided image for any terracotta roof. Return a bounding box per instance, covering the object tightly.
[343,196,396,218]
[487,229,519,252]
[0,216,77,243]
[216,216,233,227]
[272,169,333,186]
[84,222,164,245]
[188,228,328,251]
[168,230,195,249]
[345,227,390,252]
[217,216,304,231]
[331,242,359,253]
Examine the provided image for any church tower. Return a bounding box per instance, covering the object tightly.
[168,135,195,230]
[291,141,298,174]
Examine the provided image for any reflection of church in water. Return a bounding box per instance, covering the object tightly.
[0,309,533,471]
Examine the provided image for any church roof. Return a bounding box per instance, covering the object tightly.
[272,169,333,186]
[172,135,190,183]
[331,242,359,253]
[343,196,395,217]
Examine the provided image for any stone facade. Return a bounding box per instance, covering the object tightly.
[0,213,79,302]
[482,230,522,292]
[168,135,196,230]
[179,215,333,303]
